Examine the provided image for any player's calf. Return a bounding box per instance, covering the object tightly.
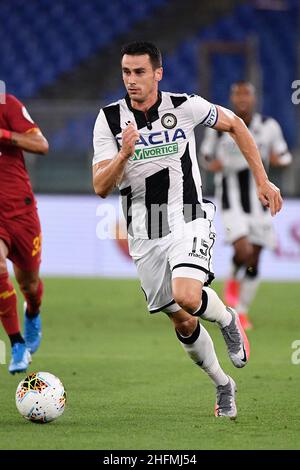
[19,278,43,314]
[193,287,250,368]
[20,279,43,354]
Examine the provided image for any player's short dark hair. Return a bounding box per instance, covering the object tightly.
[121,41,162,69]
[230,81,256,95]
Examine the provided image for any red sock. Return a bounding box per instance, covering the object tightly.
[0,272,20,335]
[25,279,44,316]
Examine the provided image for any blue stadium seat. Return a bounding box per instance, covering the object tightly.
[4,1,295,148]
[160,4,298,146]
[1,0,167,98]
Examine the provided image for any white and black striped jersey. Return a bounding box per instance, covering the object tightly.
[93,91,218,239]
[200,113,291,215]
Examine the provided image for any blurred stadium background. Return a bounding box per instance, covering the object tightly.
[1,0,300,279]
[1,0,300,451]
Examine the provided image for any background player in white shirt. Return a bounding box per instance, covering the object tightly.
[92,42,282,418]
[200,81,292,330]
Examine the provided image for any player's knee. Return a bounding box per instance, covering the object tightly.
[18,278,39,295]
[235,245,253,265]
[174,315,198,337]
[173,290,200,314]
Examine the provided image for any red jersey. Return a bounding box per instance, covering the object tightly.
[0,94,39,218]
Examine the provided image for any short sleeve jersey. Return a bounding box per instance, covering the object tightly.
[93,92,218,239]
[0,94,39,218]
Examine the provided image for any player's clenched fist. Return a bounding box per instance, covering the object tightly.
[257,180,283,216]
[120,123,139,160]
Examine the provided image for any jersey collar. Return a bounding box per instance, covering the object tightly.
[125,91,162,130]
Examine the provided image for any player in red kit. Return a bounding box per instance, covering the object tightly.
[0,93,49,374]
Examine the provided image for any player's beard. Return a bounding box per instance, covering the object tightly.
[128,89,144,102]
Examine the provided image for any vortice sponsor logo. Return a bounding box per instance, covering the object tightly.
[132,143,178,161]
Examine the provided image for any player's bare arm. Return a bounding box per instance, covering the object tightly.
[0,128,48,154]
[213,105,282,216]
[93,123,139,198]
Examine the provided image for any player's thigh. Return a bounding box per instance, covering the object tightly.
[221,209,248,245]
[8,210,42,272]
[128,237,180,314]
[233,236,253,261]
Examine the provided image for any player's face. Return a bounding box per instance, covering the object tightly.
[122,54,163,103]
[230,84,256,116]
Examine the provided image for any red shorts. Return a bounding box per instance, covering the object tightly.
[0,209,42,272]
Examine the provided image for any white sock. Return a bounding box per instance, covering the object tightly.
[236,274,260,313]
[194,287,232,328]
[176,322,229,387]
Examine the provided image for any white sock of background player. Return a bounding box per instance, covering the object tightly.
[236,267,260,314]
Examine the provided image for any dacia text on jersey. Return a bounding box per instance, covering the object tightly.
[117,129,186,161]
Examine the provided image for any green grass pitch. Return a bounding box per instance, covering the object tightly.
[0,279,299,450]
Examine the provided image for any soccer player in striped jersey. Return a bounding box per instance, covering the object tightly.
[92,42,282,418]
[200,81,292,330]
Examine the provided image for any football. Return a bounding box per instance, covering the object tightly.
[15,372,66,423]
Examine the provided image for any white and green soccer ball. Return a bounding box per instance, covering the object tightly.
[16,372,66,423]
